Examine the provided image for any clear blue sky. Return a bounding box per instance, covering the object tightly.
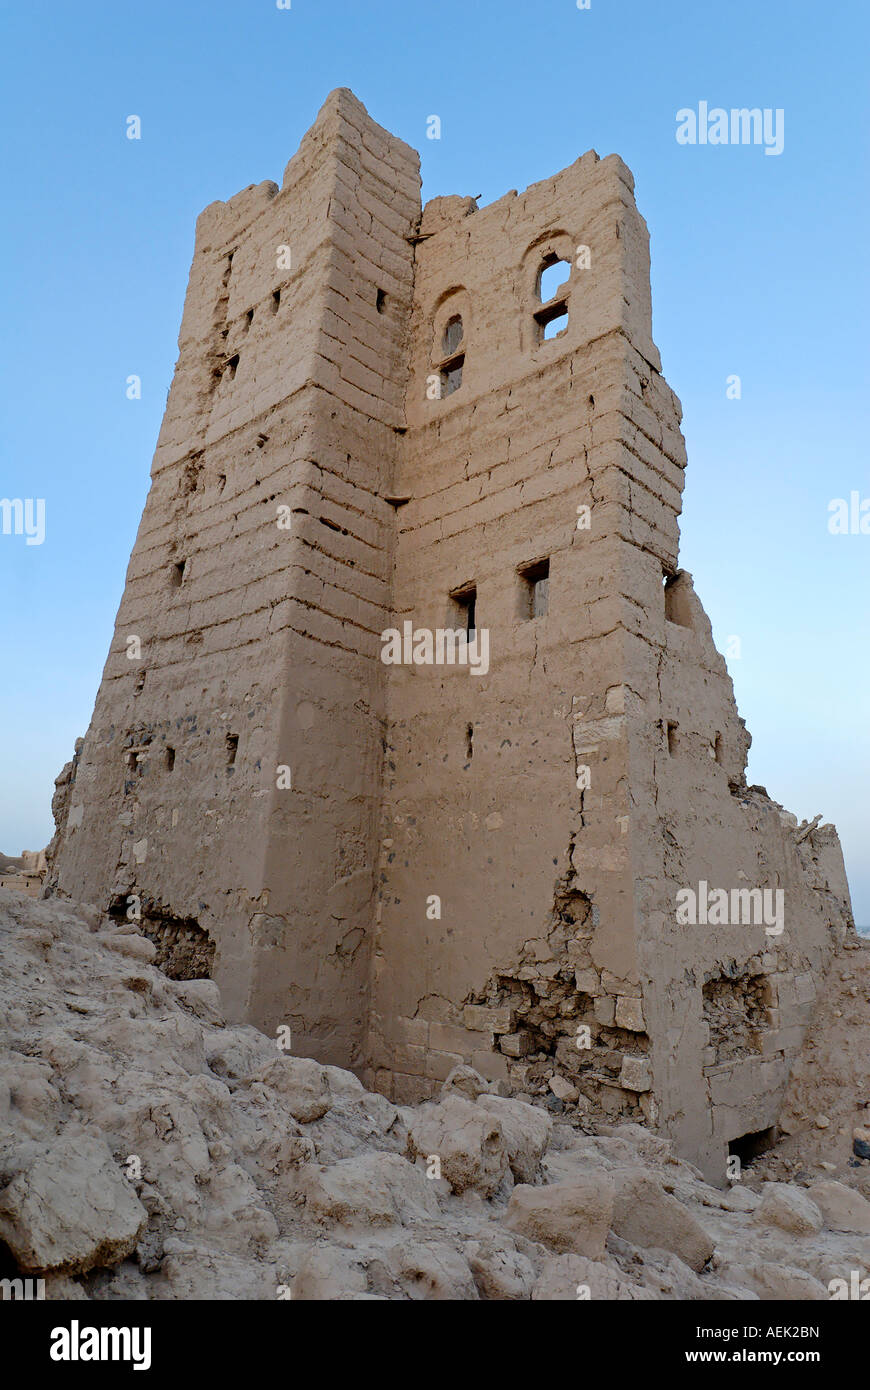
[1,0,867,923]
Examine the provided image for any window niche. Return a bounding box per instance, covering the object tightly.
[449,583,477,635]
[663,570,694,629]
[535,252,571,342]
[429,296,469,400]
[518,557,550,619]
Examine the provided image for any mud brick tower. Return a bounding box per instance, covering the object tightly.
[49,90,853,1180]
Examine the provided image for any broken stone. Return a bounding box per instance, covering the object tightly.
[548,1075,579,1104]
[809,1180,870,1234]
[407,1093,509,1196]
[466,1235,536,1300]
[252,1056,332,1123]
[611,1170,715,1272]
[532,1253,653,1300]
[0,1132,147,1275]
[754,1183,823,1236]
[300,1153,439,1228]
[503,1177,614,1258]
[619,1056,652,1093]
[463,1005,514,1035]
[615,995,646,1032]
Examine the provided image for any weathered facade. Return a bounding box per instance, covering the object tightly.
[48,89,854,1180]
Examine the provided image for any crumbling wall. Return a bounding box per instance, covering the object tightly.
[50,90,421,1069]
[365,129,854,1181]
[617,407,855,1178]
[46,91,854,1173]
[368,153,656,1106]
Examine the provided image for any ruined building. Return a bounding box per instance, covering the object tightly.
[47,90,854,1180]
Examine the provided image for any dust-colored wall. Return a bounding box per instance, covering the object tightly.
[50,90,854,1176]
[51,90,420,1069]
[369,153,662,1108]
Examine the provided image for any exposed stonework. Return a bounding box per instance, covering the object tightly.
[46,89,855,1182]
[2,890,868,1301]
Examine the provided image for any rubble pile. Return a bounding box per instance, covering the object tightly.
[1,888,868,1301]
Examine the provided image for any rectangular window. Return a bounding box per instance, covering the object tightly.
[518,558,550,619]
[449,584,476,635]
[441,355,464,396]
[535,301,569,342]
[663,570,693,628]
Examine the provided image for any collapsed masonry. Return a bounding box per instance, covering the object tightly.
[46,89,855,1182]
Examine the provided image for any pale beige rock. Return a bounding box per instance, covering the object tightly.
[0,1133,147,1275]
[755,1183,824,1235]
[808,1180,870,1234]
[611,1170,714,1271]
[440,1065,491,1101]
[465,1235,536,1300]
[252,1056,332,1123]
[719,1186,761,1213]
[0,886,867,1303]
[744,1262,829,1301]
[407,1093,509,1196]
[619,1057,652,1093]
[549,1075,579,1104]
[476,1094,552,1184]
[292,1245,369,1300]
[503,1178,614,1258]
[532,1253,653,1300]
[300,1153,439,1228]
[376,1238,479,1300]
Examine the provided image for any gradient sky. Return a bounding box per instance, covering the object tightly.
[1,0,867,921]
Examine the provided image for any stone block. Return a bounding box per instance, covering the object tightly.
[464,1005,514,1035]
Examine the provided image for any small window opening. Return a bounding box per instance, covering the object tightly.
[225,354,239,381]
[541,308,569,340]
[376,288,387,314]
[538,256,571,304]
[441,356,464,396]
[165,746,176,772]
[450,585,477,635]
[243,308,254,333]
[225,734,239,769]
[271,289,281,314]
[442,315,464,355]
[666,721,679,756]
[465,723,474,761]
[534,256,571,343]
[728,1127,778,1168]
[518,558,550,619]
[663,570,694,628]
[170,560,186,588]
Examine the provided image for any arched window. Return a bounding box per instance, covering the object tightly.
[442,315,464,356]
[535,253,571,341]
[432,310,465,397]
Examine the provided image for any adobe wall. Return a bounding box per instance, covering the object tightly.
[367,140,855,1182]
[50,90,420,1068]
[368,153,662,1109]
[47,89,855,1177]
